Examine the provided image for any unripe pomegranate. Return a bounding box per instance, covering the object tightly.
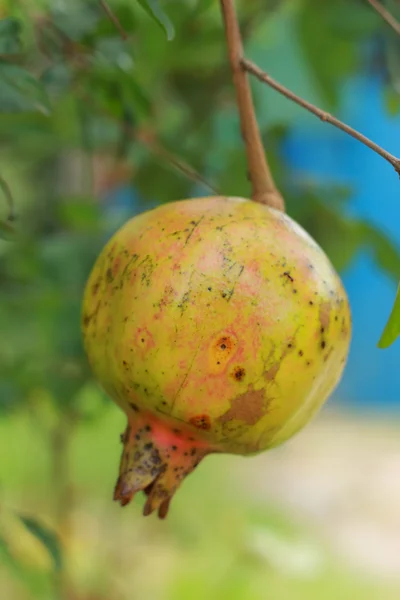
[82,196,351,518]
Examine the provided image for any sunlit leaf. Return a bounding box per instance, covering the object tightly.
[136,0,175,40]
[378,284,400,348]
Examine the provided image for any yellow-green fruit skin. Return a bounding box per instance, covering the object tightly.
[82,196,351,456]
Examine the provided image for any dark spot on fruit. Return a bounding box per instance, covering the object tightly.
[309,301,314,306]
[217,361,220,365]
[221,292,227,298]
[335,316,338,321]
[145,425,151,432]
[216,336,234,353]
[306,361,311,366]
[129,402,139,412]
[321,327,325,333]
[218,385,266,426]
[91,281,101,296]
[287,343,293,349]
[83,314,90,327]
[298,350,303,357]
[123,360,128,366]
[135,433,141,440]
[162,401,167,406]
[184,452,188,456]
[207,287,212,291]
[173,428,181,434]
[190,448,196,456]
[293,289,298,294]
[141,338,144,343]
[106,268,113,283]
[282,271,294,282]
[232,366,246,381]
[321,341,326,349]
[144,442,153,450]
[189,414,211,431]
[172,445,177,451]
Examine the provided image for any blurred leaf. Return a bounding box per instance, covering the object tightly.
[50,0,102,41]
[41,63,73,98]
[297,0,359,106]
[0,218,16,240]
[0,17,22,55]
[0,514,55,599]
[0,173,15,219]
[93,35,134,70]
[136,0,175,40]
[191,0,215,17]
[384,85,400,115]
[378,284,400,348]
[57,196,102,231]
[18,516,62,572]
[0,62,50,114]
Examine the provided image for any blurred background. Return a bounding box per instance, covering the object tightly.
[1,0,400,599]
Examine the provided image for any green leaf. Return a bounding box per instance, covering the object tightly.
[50,0,102,41]
[0,17,22,55]
[192,0,215,16]
[136,0,175,40]
[19,516,63,572]
[378,284,400,348]
[0,62,50,114]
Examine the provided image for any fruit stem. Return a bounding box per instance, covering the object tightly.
[219,0,285,212]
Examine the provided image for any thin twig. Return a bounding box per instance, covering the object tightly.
[99,0,128,39]
[219,0,284,211]
[366,0,400,37]
[242,58,400,177]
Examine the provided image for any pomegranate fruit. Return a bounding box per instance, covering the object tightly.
[82,196,351,518]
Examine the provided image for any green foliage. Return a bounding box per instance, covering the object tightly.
[18,516,62,572]
[137,0,175,40]
[0,509,62,599]
[0,16,22,55]
[378,284,400,348]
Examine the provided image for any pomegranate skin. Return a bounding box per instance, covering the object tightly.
[82,196,351,517]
